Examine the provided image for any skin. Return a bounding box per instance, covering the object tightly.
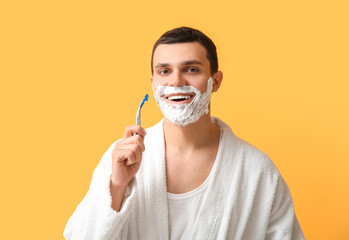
[110,42,223,211]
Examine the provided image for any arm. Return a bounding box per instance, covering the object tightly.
[265,176,305,240]
[110,182,128,212]
[63,125,146,240]
[63,142,136,240]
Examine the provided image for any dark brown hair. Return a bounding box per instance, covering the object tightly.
[151,27,218,75]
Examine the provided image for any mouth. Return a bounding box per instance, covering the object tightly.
[163,93,195,105]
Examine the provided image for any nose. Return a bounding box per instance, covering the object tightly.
[168,71,187,87]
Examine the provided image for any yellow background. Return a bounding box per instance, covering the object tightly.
[1,0,348,239]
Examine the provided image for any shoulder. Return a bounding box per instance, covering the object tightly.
[229,135,288,200]
[237,136,279,175]
[214,117,280,178]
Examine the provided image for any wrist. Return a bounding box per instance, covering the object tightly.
[110,178,130,190]
[109,179,128,212]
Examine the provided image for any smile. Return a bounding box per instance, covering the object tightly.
[163,93,195,104]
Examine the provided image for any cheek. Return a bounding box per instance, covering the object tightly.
[151,82,159,95]
[197,83,207,93]
[152,78,165,92]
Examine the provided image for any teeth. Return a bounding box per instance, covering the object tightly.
[168,95,191,101]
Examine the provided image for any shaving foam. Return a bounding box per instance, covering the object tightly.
[154,77,213,126]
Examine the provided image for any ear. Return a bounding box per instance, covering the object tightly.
[150,76,156,93]
[212,71,223,93]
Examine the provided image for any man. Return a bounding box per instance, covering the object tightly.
[64,27,304,240]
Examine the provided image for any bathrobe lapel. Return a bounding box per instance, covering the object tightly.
[142,118,241,240]
[191,118,242,239]
[141,119,169,239]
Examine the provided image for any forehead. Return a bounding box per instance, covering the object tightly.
[153,42,209,66]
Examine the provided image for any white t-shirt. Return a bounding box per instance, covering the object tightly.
[167,167,214,240]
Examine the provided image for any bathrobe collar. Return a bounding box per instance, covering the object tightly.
[144,116,240,239]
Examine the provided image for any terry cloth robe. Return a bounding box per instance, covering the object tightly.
[63,117,305,240]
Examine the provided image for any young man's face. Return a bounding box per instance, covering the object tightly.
[151,42,218,106]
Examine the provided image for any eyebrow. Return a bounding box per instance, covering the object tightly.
[182,60,203,66]
[154,63,171,69]
[154,60,203,69]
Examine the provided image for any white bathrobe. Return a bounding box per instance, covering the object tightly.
[63,117,304,240]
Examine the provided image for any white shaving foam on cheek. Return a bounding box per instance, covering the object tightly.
[154,77,213,126]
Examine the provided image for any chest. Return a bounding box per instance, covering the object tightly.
[165,147,217,194]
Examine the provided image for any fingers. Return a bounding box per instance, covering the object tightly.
[115,147,140,165]
[123,125,146,139]
[117,149,136,164]
[112,126,146,166]
[126,145,141,166]
[121,134,145,151]
[117,143,142,165]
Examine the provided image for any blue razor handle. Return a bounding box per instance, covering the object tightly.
[136,94,149,126]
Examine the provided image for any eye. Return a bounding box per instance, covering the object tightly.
[186,67,199,73]
[159,69,170,75]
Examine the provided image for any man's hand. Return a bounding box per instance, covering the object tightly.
[110,125,146,211]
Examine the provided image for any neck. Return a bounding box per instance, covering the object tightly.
[163,113,220,150]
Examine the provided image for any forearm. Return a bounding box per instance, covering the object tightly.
[110,180,128,212]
